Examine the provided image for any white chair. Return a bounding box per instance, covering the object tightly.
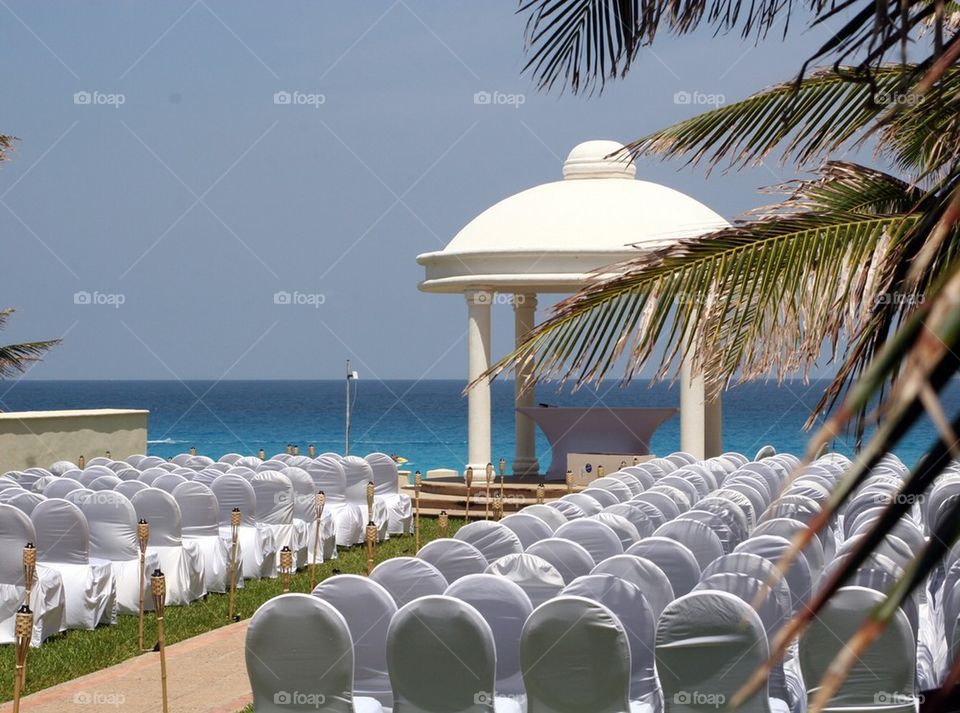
[518,504,567,532]
[603,503,656,539]
[485,553,564,607]
[80,491,160,615]
[211,473,277,579]
[0,503,65,646]
[251,471,307,568]
[245,593,383,713]
[752,517,825,582]
[652,519,723,571]
[342,456,389,542]
[626,538,701,597]
[592,554,674,619]
[591,512,641,550]
[42,478,84,499]
[546,499,586,520]
[88,474,122,492]
[589,477,635,502]
[417,538,488,582]
[554,519,623,564]
[370,557,447,609]
[799,586,916,713]
[521,596,634,713]
[31,499,115,630]
[734,536,812,614]
[312,575,396,708]
[445,574,533,699]
[562,574,660,712]
[525,537,596,585]
[560,492,602,516]
[131,488,205,605]
[387,595,522,713]
[283,466,336,565]
[305,455,365,548]
[455,521,524,563]
[152,473,188,493]
[499,513,553,549]
[173,482,232,593]
[633,490,682,520]
[365,452,413,535]
[658,590,786,713]
[0,489,44,515]
[581,487,620,509]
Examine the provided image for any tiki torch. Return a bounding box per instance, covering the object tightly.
[137,519,149,650]
[366,481,375,527]
[485,463,493,520]
[464,467,473,520]
[566,470,574,494]
[310,491,325,590]
[22,543,36,606]
[258,448,265,460]
[438,510,449,538]
[279,546,293,593]
[308,444,316,458]
[151,570,169,713]
[493,495,503,522]
[537,481,545,504]
[365,521,377,576]
[414,472,422,552]
[12,604,31,713]
[228,508,240,620]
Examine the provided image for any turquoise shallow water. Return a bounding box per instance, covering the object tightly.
[1,379,957,473]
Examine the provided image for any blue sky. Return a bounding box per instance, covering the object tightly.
[1,2,844,381]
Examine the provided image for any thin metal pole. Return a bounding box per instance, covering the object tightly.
[345,359,351,456]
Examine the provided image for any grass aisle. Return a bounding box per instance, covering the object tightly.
[0,516,464,702]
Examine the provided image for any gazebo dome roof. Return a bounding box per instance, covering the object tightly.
[418,140,728,294]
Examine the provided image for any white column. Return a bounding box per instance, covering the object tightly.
[679,351,723,459]
[512,293,539,476]
[465,289,493,474]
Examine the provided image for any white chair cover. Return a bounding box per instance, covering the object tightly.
[485,553,564,607]
[521,596,633,713]
[525,537,597,585]
[752,518,825,582]
[283,466,334,566]
[0,503,65,646]
[1,489,44,515]
[620,466,656,490]
[131,488,205,605]
[152,473,188,493]
[604,503,656,539]
[626,538,701,597]
[590,477,635,502]
[554,519,623,564]
[592,554,674,619]
[734,536,812,614]
[499,513,554,550]
[211,473,277,579]
[252,471,307,568]
[445,573,533,698]
[173,482,232,593]
[342,456,389,542]
[632,491,681,521]
[582,487,621,509]
[546,499,586,520]
[455,521,524,563]
[80,491,159,615]
[417,538,487,582]
[562,574,660,711]
[610,472,645,495]
[561,492,603,516]
[50,460,79,476]
[800,587,916,713]
[625,499,668,529]
[306,456,366,547]
[388,595,521,713]
[365,453,413,535]
[657,591,782,713]
[245,593,383,713]
[518,504,567,532]
[88,474,122,491]
[591,512,641,549]
[370,557,447,609]
[653,519,724,571]
[31,498,115,629]
[677,509,737,554]
[42,478,84,499]
[312,575,397,707]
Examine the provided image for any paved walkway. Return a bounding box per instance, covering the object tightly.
[0,620,252,713]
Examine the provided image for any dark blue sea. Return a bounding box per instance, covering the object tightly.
[1,379,956,473]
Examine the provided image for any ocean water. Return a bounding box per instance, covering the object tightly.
[1,379,957,473]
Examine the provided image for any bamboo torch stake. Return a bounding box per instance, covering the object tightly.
[414,472,422,552]
[484,463,492,520]
[137,519,149,650]
[151,570,169,713]
[310,492,325,590]
[438,510,449,538]
[228,509,240,621]
[18,545,35,691]
[566,470,574,494]
[308,444,316,458]
[365,521,377,576]
[493,495,503,522]
[537,481,545,504]
[464,467,473,520]
[12,605,31,713]
[279,546,293,593]
[366,481,375,529]
[258,448,265,460]
[499,460,505,503]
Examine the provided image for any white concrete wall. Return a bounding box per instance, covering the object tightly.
[0,409,148,472]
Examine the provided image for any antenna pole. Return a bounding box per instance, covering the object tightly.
[345,359,351,456]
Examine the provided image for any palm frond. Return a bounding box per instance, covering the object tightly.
[0,308,61,379]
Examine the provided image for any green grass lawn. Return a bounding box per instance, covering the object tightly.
[1,516,464,703]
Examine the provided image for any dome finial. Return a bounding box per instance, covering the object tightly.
[563,140,636,180]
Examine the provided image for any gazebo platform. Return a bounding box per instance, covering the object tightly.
[401,476,577,519]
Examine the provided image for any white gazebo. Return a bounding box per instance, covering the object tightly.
[417,140,728,477]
